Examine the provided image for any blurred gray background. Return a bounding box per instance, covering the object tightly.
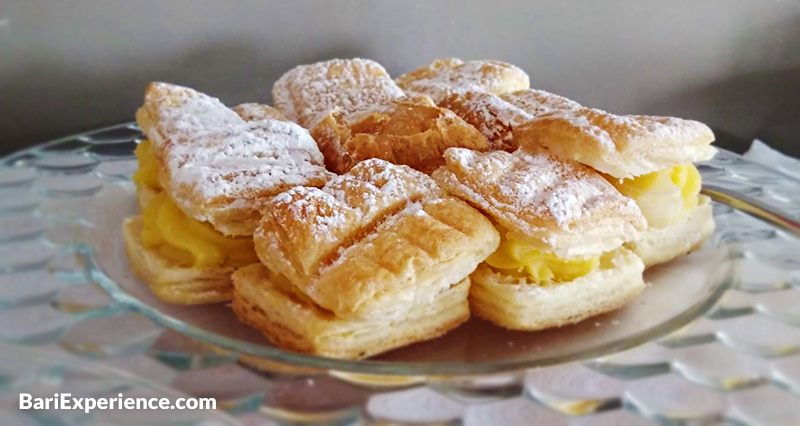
[1,0,799,156]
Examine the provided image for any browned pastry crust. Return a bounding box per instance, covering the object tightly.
[438,91,532,151]
[123,217,237,304]
[396,58,530,103]
[232,263,471,359]
[432,148,646,258]
[135,82,332,236]
[312,95,488,174]
[252,158,500,320]
[470,248,645,331]
[232,103,288,122]
[506,89,716,178]
[272,58,406,129]
[500,88,582,116]
[272,59,489,174]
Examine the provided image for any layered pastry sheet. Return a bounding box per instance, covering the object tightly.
[273,58,488,174]
[508,89,716,265]
[396,58,530,103]
[432,148,647,330]
[125,82,332,304]
[232,159,499,358]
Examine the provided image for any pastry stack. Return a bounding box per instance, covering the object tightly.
[123,57,716,359]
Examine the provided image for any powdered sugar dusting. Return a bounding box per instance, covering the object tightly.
[272,58,405,129]
[505,89,714,155]
[261,158,448,276]
[501,89,582,117]
[140,83,332,221]
[439,148,643,230]
[439,91,532,150]
[397,59,530,103]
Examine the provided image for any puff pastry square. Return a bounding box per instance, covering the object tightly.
[232,158,499,358]
[273,58,489,174]
[136,82,332,236]
[432,148,646,258]
[507,89,716,179]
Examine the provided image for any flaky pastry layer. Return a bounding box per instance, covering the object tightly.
[470,248,645,330]
[254,158,499,320]
[432,148,646,258]
[232,263,470,360]
[312,95,488,174]
[506,89,716,178]
[438,91,532,152]
[628,195,715,267]
[136,82,332,236]
[272,58,406,129]
[396,58,530,103]
[123,217,237,304]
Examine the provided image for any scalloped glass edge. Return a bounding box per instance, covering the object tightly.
[3,123,795,377]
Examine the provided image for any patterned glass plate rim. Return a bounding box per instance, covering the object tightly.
[2,122,795,378]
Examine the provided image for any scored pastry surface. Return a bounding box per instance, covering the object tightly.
[438,91,532,151]
[254,158,499,319]
[136,82,332,236]
[312,95,488,174]
[432,148,646,257]
[273,58,490,174]
[396,58,530,103]
[507,89,716,178]
[272,58,406,129]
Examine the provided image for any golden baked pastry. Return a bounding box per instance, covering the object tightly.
[396,58,530,103]
[312,95,488,174]
[125,82,332,304]
[432,148,647,330]
[136,82,332,236]
[438,91,532,151]
[273,58,488,174]
[232,158,500,359]
[508,89,716,266]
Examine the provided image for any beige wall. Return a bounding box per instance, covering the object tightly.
[2,0,799,155]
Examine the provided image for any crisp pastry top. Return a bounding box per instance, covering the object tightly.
[432,148,647,257]
[396,58,530,103]
[438,91,533,151]
[311,94,488,174]
[232,103,288,122]
[500,89,582,116]
[507,89,716,178]
[135,82,333,236]
[272,58,406,129]
[254,158,498,319]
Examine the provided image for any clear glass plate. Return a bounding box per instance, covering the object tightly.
[75,135,735,377]
[3,124,799,424]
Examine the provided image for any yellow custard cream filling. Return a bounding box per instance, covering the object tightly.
[605,164,701,229]
[133,140,257,268]
[485,231,602,285]
[141,192,258,267]
[132,139,161,191]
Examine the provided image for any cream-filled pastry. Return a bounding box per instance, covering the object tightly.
[395,58,532,151]
[432,148,647,331]
[272,58,488,174]
[124,82,332,304]
[231,159,499,359]
[507,89,716,266]
[396,58,530,103]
